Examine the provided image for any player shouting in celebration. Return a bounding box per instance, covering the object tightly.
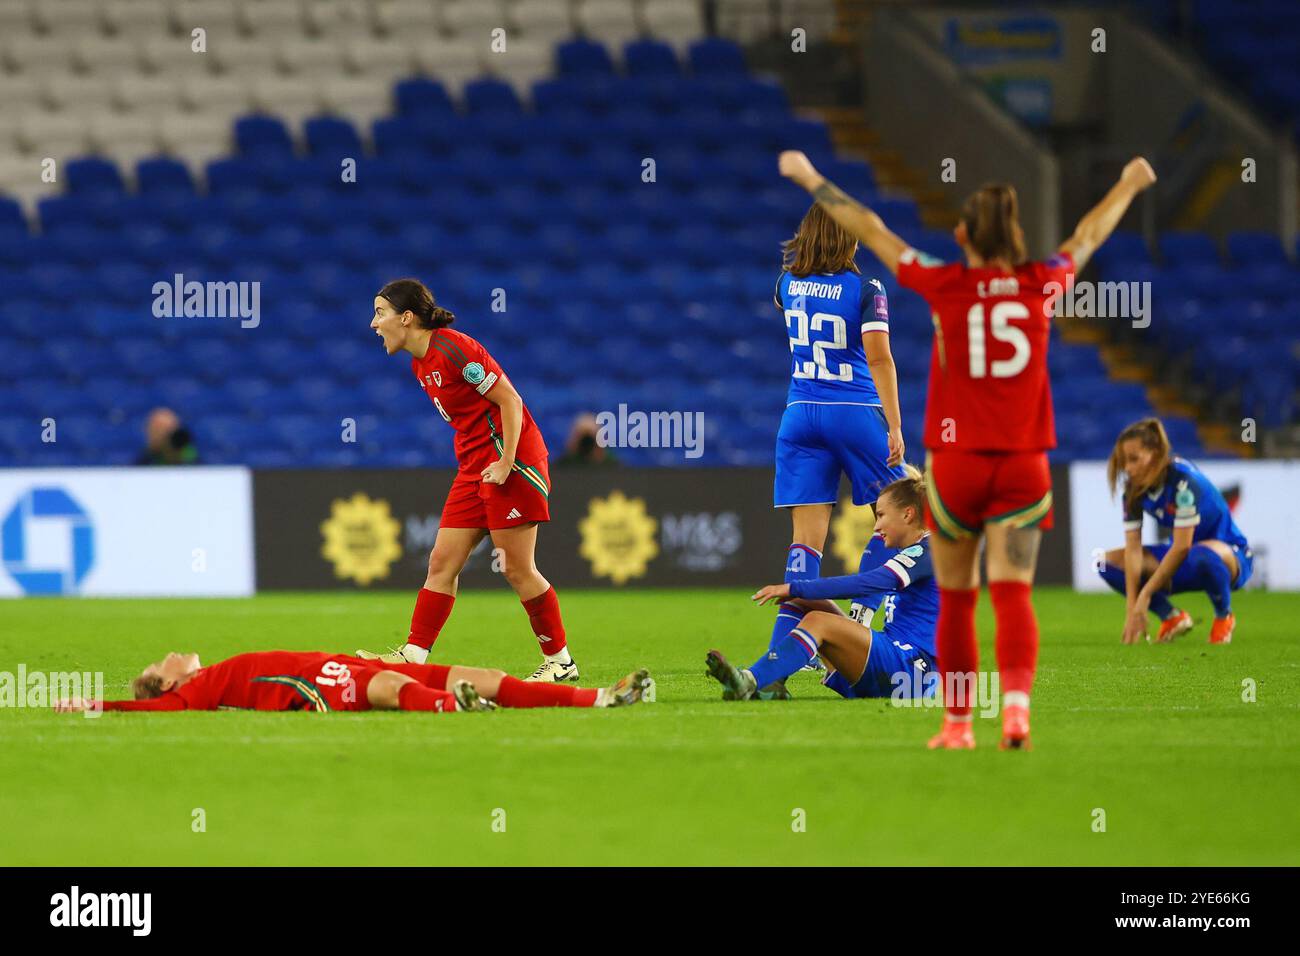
[358,279,577,682]
[768,202,907,665]
[1098,417,1251,645]
[780,148,1157,749]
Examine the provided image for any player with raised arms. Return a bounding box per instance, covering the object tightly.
[767,202,908,667]
[705,468,937,701]
[356,278,576,682]
[1097,417,1251,644]
[53,651,653,713]
[780,148,1157,749]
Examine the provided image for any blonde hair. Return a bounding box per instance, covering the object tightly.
[132,672,166,700]
[782,204,860,277]
[1107,417,1172,513]
[879,464,926,521]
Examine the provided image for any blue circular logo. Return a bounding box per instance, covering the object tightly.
[463,362,486,385]
[1,487,95,595]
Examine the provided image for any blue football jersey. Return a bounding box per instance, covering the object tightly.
[873,537,939,660]
[774,269,889,405]
[1123,457,1248,549]
[788,534,938,660]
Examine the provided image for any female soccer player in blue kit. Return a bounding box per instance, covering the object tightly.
[707,470,938,701]
[768,204,908,659]
[1097,418,1252,644]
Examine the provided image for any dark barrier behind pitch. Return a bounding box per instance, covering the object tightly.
[254,466,1074,590]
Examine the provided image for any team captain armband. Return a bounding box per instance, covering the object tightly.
[462,361,498,395]
[1172,480,1200,528]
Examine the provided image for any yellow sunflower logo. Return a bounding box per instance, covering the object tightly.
[579,491,658,585]
[320,492,403,586]
[830,495,877,572]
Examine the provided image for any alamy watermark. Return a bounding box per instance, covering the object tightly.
[890,665,1001,717]
[2,666,105,717]
[152,273,261,328]
[1045,276,1151,329]
[596,404,705,460]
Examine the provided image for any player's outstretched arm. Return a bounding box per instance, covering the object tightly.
[778,150,908,276]
[1059,157,1157,273]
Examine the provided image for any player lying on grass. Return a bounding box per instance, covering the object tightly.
[52,651,653,714]
[706,469,937,701]
[1098,417,1252,645]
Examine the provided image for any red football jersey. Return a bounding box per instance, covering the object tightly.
[411,329,548,472]
[897,248,1074,452]
[102,652,364,711]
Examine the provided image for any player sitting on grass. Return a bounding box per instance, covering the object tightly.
[52,651,653,713]
[706,469,937,701]
[1098,417,1252,645]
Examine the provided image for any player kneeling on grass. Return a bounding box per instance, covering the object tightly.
[53,651,653,714]
[706,469,937,702]
[1098,417,1252,645]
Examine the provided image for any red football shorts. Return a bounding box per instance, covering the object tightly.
[439,459,551,530]
[924,449,1053,539]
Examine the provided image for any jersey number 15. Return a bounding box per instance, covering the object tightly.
[966,301,1031,379]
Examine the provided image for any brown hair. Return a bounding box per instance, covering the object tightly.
[1107,417,1172,512]
[879,464,926,521]
[782,204,860,278]
[378,278,455,329]
[132,672,166,700]
[960,184,1027,266]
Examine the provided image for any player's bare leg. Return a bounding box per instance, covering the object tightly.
[927,531,981,750]
[491,522,578,682]
[440,663,650,708]
[366,671,462,712]
[795,611,872,683]
[356,527,485,663]
[985,523,1041,750]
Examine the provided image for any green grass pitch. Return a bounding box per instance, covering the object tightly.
[2,587,1296,866]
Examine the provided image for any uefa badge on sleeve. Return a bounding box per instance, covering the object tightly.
[463,362,486,385]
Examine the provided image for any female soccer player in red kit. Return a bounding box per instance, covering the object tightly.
[357,279,577,682]
[780,149,1157,749]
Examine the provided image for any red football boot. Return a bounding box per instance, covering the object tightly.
[1156,609,1194,643]
[927,715,975,750]
[999,704,1031,751]
[1209,614,1235,644]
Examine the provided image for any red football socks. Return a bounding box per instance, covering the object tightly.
[521,586,567,654]
[495,676,597,708]
[396,682,458,712]
[409,587,455,650]
[937,587,979,718]
[989,580,1038,701]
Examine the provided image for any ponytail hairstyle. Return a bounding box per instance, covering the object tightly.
[1107,417,1173,513]
[782,203,861,278]
[959,183,1027,266]
[879,463,926,524]
[378,278,456,329]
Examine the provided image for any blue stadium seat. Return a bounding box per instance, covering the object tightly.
[688,38,747,75]
[234,115,296,158]
[624,39,680,76]
[304,115,364,157]
[556,37,616,76]
[66,157,126,194]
